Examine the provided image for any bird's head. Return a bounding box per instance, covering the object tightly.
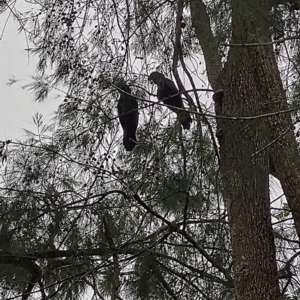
[148,72,165,85]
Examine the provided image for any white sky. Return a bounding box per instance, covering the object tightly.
[0,13,61,141]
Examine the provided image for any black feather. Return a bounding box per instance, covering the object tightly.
[117,84,139,151]
[150,73,192,130]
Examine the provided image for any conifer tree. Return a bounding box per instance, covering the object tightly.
[0,0,300,299]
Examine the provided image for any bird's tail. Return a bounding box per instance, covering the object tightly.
[178,111,192,130]
[123,132,137,151]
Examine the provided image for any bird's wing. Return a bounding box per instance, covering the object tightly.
[130,95,138,110]
[164,78,179,94]
[118,95,138,129]
[157,86,163,100]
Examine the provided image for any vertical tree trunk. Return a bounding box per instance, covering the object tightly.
[191,0,300,297]
[191,0,300,241]
[215,56,281,299]
[264,55,300,239]
[212,1,281,299]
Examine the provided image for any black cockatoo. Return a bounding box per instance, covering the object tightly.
[117,83,139,151]
[148,72,192,130]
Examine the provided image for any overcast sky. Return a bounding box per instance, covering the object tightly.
[0,11,61,141]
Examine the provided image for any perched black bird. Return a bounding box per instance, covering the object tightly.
[117,83,139,151]
[148,72,192,130]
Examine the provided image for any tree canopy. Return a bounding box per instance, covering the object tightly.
[1,0,300,299]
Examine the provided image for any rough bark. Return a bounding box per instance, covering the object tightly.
[217,2,282,299]
[191,1,300,239]
[191,0,282,299]
[262,48,300,241]
[215,54,281,299]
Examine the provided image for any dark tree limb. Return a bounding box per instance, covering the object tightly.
[190,0,222,90]
[103,215,121,300]
[0,255,44,300]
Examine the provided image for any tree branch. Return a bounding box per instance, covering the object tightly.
[0,255,43,300]
[190,0,222,89]
[172,0,196,110]
[103,215,121,300]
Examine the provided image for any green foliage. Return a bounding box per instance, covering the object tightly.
[0,0,299,299]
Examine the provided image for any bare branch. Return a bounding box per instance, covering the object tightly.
[190,0,222,89]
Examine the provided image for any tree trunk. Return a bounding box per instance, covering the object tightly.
[192,0,300,297]
[201,0,282,299]
[264,56,300,239]
[215,55,281,299]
